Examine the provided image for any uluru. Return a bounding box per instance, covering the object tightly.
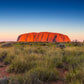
[17,32,71,42]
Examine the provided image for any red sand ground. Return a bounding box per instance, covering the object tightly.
[0,62,13,78]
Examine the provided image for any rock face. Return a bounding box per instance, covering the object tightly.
[17,32,71,42]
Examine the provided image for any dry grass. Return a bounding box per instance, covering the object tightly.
[0,42,84,84]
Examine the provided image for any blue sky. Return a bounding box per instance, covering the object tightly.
[0,0,84,41]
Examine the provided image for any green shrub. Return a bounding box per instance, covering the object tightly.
[62,50,84,70]
[1,42,13,48]
[0,51,8,62]
[34,48,46,54]
[68,80,83,84]
[8,75,43,84]
[56,43,66,49]
[4,56,13,65]
[66,69,79,81]
[73,42,83,47]
[56,61,64,68]
[7,58,36,73]
[8,75,23,84]
[24,67,59,82]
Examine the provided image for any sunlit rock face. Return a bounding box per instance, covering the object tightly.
[17,32,71,42]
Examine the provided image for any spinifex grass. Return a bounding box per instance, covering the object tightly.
[0,42,84,84]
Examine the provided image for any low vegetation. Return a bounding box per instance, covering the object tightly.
[0,42,84,84]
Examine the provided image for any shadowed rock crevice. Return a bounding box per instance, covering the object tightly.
[26,35,28,42]
[53,35,57,42]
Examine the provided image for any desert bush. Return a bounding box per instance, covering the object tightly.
[68,80,82,84]
[50,55,63,68]
[8,75,42,84]
[65,67,84,83]
[8,61,34,73]
[8,67,59,84]
[62,49,84,70]
[4,56,13,65]
[8,75,24,84]
[13,47,21,55]
[74,66,84,83]
[0,51,8,62]
[1,42,13,48]
[56,43,66,49]
[24,67,59,82]
[56,61,64,68]
[73,41,83,47]
[33,47,46,54]
[7,55,36,73]
[65,61,84,83]
[65,69,80,81]
[0,51,8,57]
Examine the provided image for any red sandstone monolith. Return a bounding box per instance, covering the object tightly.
[17,32,71,42]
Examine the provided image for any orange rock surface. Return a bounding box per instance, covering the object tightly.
[17,32,71,42]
